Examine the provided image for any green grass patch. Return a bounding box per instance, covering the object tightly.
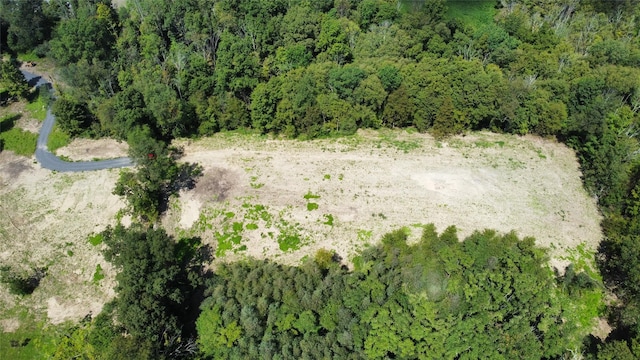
[0,128,37,156]
[87,233,104,246]
[92,264,105,284]
[46,125,70,152]
[245,223,258,230]
[303,191,320,200]
[0,310,60,359]
[18,52,40,63]
[322,214,334,226]
[378,131,422,153]
[25,88,49,122]
[232,222,244,232]
[446,0,497,31]
[278,235,300,252]
[307,202,319,211]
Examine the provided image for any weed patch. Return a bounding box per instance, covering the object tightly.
[87,233,104,246]
[92,264,105,284]
[0,128,37,156]
[47,125,70,152]
[303,191,321,200]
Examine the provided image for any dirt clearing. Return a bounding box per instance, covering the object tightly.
[168,130,602,268]
[0,152,122,327]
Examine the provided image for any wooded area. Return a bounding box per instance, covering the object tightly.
[2,0,640,358]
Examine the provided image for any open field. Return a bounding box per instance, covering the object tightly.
[0,129,602,334]
[169,130,601,269]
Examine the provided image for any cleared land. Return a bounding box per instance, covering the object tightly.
[0,129,602,330]
[169,130,601,268]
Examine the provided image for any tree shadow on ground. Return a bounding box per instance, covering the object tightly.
[0,113,21,132]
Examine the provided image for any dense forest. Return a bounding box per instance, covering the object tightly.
[2,0,640,358]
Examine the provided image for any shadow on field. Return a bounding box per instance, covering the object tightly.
[0,113,21,132]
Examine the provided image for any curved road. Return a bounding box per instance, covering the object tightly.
[21,70,133,172]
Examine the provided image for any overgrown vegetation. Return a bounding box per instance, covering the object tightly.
[0,127,37,156]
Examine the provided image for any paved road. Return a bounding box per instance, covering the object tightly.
[21,70,133,172]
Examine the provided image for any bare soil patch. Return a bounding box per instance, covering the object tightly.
[56,138,128,161]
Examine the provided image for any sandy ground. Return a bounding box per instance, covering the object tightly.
[0,129,603,332]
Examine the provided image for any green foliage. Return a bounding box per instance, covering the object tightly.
[0,0,55,53]
[12,1,640,356]
[0,60,29,102]
[48,1,116,65]
[46,125,71,152]
[197,226,593,359]
[113,129,202,222]
[101,224,206,355]
[52,97,93,137]
[445,0,497,31]
[0,127,37,156]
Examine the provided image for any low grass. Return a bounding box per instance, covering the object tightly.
[446,0,497,31]
[0,308,59,359]
[46,125,70,152]
[0,128,37,156]
[87,233,104,246]
[17,52,41,63]
[24,89,49,122]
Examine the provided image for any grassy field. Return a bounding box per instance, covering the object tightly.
[0,308,61,359]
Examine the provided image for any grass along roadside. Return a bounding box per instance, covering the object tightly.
[24,88,49,122]
[47,125,71,153]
